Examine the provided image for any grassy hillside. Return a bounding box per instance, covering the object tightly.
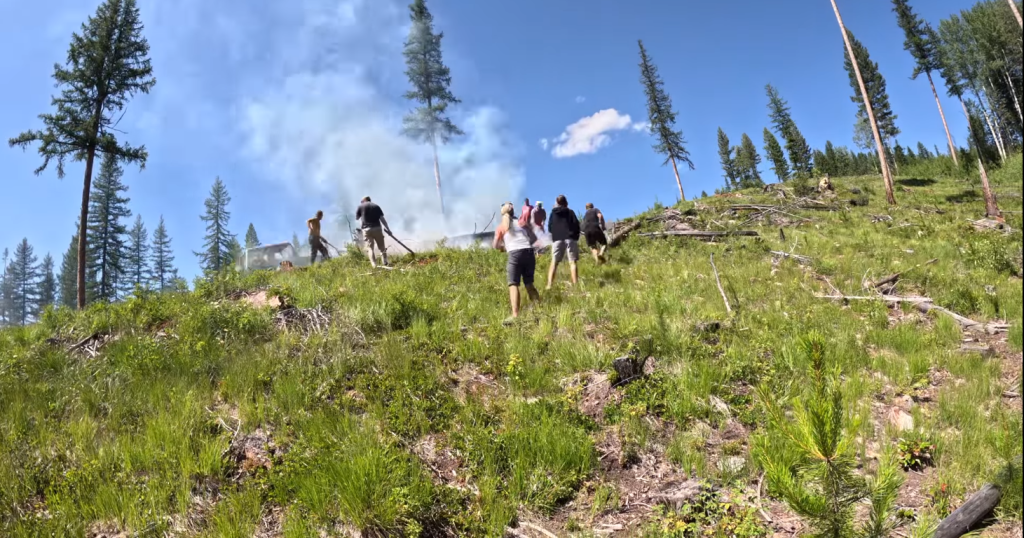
[2,158,1022,537]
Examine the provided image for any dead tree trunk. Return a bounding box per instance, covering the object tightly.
[959,96,1001,218]
[1007,0,1023,29]
[934,484,1001,538]
[670,156,685,202]
[927,71,959,166]
[830,0,897,206]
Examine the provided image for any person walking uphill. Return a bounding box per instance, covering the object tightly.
[582,203,608,264]
[518,198,534,228]
[307,210,331,265]
[533,201,547,232]
[494,202,540,319]
[356,196,392,268]
[547,195,580,289]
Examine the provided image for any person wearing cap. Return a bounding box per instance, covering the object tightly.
[532,201,548,232]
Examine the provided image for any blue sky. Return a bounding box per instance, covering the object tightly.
[1,0,978,281]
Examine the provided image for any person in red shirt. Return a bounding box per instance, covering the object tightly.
[518,198,533,228]
[532,201,547,232]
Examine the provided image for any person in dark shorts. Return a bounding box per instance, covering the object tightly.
[493,202,540,319]
[582,203,608,264]
[306,210,331,264]
[356,196,391,268]
[546,195,580,289]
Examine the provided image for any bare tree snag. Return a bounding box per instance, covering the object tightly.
[710,254,732,314]
[830,0,897,206]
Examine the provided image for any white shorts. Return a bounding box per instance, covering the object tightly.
[551,239,579,263]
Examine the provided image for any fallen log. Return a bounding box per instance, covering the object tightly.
[710,253,732,314]
[816,295,1010,334]
[933,484,1001,538]
[607,220,643,248]
[771,251,812,264]
[869,258,938,290]
[638,230,759,238]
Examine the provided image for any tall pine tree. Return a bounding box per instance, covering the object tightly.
[892,0,958,165]
[402,0,462,215]
[123,214,150,293]
[150,215,178,291]
[86,154,131,303]
[244,223,260,249]
[832,0,897,205]
[765,84,813,178]
[59,230,79,309]
[762,128,790,183]
[734,133,764,189]
[8,0,155,310]
[638,40,694,201]
[195,177,235,276]
[8,239,41,326]
[843,31,900,146]
[717,128,739,191]
[36,254,57,317]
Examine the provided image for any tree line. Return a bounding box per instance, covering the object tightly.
[6,0,460,311]
[634,0,1021,210]
[0,170,266,327]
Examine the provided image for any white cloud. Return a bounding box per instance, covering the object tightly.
[549,108,646,159]
[575,95,586,104]
[539,138,549,150]
[632,121,651,133]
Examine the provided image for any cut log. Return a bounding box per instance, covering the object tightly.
[869,258,938,290]
[710,253,732,314]
[638,230,759,238]
[960,343,996,358]
[771,251,812,264]
[933,484,1001,538]
[607,220,642,248]
[816,295,1010,334]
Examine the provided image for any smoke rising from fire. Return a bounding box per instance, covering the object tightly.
[236,0,524,244]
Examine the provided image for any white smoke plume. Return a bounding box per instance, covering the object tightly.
[235,0,524,245]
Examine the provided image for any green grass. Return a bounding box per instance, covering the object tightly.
[1,155,1022,536]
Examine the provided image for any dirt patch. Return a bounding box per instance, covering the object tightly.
[241,290,285,309]
[225,428,280,480]
[576,372,619,421]
[411,434,464,488]
[86,522,130,538]
[451,364,499,405]
[254,504,285,538]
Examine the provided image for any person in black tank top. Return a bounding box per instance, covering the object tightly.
[582,203,607,264]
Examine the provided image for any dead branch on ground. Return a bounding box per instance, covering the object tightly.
[710,254,732,314]
[817,295,1010,333]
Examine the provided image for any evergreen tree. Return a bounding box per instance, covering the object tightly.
[150,215,178,291]
[402,0,462,215]
[244,223,260,249]
[0,249,11,326]
[86,154,131,303]
[638,40,694,200]
[892,0,959,165]
[765,84,813,177]
[36,254,57,317]
[58,230,79,309]
[123,214,150,293]
[916,142,933,160]
[195,177,235,276]
[717,128,738,190]
[8,239,41,326]
[734,133,764,189]
[762,128,790,183]
[844,31,901,147]
[8,0,155,310]
[893,141,908,170]
[822,141,840,176]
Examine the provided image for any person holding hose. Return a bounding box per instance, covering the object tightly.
[307,210,331,265]
[356,196,391,268]
[493,202,540,319]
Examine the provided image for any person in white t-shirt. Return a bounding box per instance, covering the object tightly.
[493,202,540,319]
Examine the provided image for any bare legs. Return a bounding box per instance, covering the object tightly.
[547,259,578,289]
[508,284,540,318]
